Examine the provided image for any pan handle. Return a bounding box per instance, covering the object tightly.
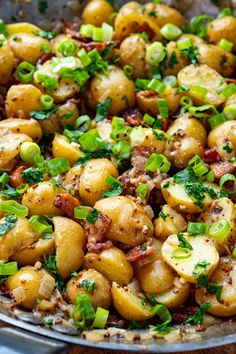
[0,326,69,354]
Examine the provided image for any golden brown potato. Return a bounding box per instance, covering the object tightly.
[22,181,65,216]
[66,269,111,309]
[88,65,135,116]
[154,205,187,241]
[79,158,118,206]
[207,120,236,156]
[163,41,189,77]
[207,16,236,52]
[95,196,153,246]
[9,33,48,64]
[82,0,114,26]
[119,35,149,79]
[195,257,236,316]
[130,127,166,154]
[63,165,83,197]
[6,22,42,35]
[52,134,84,165]
[0,35,15,84]
[142,3,185,28]
[112,281,154,321]
[134,238,163,271]
[117,1,140,16]
[6,266,55,309]
[84,247,134,285]
[5,84,42,119]
[0,118,42,141]
[53,216,86,278]
[52,34,80,58]
[11,238,55,266]
[0,218,40,261]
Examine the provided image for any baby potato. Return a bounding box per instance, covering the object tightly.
[88,65,135,116]
[0,35,15,84]
[66,269,111,309]
[225,92,236,107]
[0,133,32,170]
[177,64,227,106]
[142,3,185,28]
[6,22,42,35]
[11,238,55,266]
[130,127,166,154]
[79,158,118,206]
[138,259,174,293]
[119,35,149,79]
[52,34,80,58]
[95,196,153,246]
[82,0,114,26]
[0,118,42,141]
[198,44,235,77]
[52,134,84,165]
[162,233,219,283]
[207,16,236,52]
[6,266,55,309]
[179,34,204,46]
[9,33,48,64]
[195,256,236,317]
[207,120,236,151]
[96,120,113,143]
[117,1,140,16]
[63,165,83,197]
[22,181,65,216]
[154,205,187,241]
[53,216,86,278]
[134,238,163,271]
[163,41,189,77]
[112,281,154,321]
[0,218,40,261]
[161,178,220,214]
[84,247,134,285]
[5,84,42,119]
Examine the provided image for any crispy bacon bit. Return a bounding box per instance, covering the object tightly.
[85,211,111,243]
[123,107,144,126]
[210,161,235,179]
[131,146,154,171]
[9,165,27,188]
[196,324,205,332]
[87,240,113,253]
[161,118,171,132]
[126,240,153,263]
[118,176,136,196]
[79,41,107,53]
[37,53,54,65]
[203,147,219,164]
[54,193,80,219]
[226,78,236,85]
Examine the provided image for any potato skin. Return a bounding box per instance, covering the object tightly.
[0,35,15,84]
[88,65,135,116]
[207,16,236,52]
[79,158,118,206]
[143,3,185,28]
[7,22,42,35]
[130,127,166,154]
[0,118,43,141]
[95,196,153,246]
[63,165,83,197]
[52,134,84,165]
[163,41,189,77]
[66,269,111,309]
[5,84,42,119]
[207,120,236,154]
[82,0,114,26]
[84,247,134,285]
[53,216,86,278]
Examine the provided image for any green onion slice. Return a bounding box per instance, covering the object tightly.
[40,95,54,110]
[220,173,236,195]
[72,294,95,328]
[187,222,209,236]
[0,261,18,276]
[146,42,165,65]
[146,153,171,173]
[160,23,182,40]
[92,307,109,329]
[208,113,227,129]
[136,184,148,200]
[0,200,28,218]
[208,220,231,241]
[172,248,192,259]
[17,61,35,83]
[28,215,53,234]
[47,158,70,176]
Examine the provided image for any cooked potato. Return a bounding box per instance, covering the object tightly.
[9,33,48,64]
[0,218,40,261]
[79,158,118,206]
[0,35,15,84]
[0,118,43,141]
[52,34,80,58]
[163,41,189,77]
[162,233,219,283]
[53,216,86,278]
[95,196,153,246]
[195,257,236,317]
[177,64,227,106]
[6,266,55,309]
[112,281,154,321]
[0,133,32,170]
[207,16,236,52]
[84,247,133,285]
[11,238,55,266]
[22,181,65,216]
[134,238,163,271]
[96,120,113,143]
[198,44,235,77]
[63,165,83,197]
[7,22,42,35]
[179,34,204,46]
[130,127,166,154]
[142,3,185,28]
[225,92,236,107]
[5,84,42,119]
[52,134,84,165]
[119,35,149,79]
[88,65,135,116]
[207,120,236,154]
[117,1,141,16]
[161,178,220,214]
[154,205,187,241]
[82,0,114,26]
[66,269,111,309]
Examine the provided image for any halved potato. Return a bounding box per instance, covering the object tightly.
[6,22,41,35]
[0,118,43,141]
[52,134,84,165]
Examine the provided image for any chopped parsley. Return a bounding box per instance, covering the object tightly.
[101,176,123,197]
[0,215,18,237]
[223,143,233,154]
[173,167,197,184]
[141,242,147,251]
[35,298,42,304]
[86,208,99,224]
[152,130,167,141]
[43,255,65,291]
[121,95,129,108]
[0,185,21,199]
[177,232,193,250]
[139,32,149,42]
[71,271,78,277]
[168,51,179,69]
[159,211,170,221]
[38,31,58,40]
[197,274,223,302]
[128,321,149,330]
[192,261,210,276]
[30,106,59,120]
[81,279,96,293]
[185,181,220,209]
[76,148,112,165]
[181,45,199,64]
[95,98,112,122]
[141,299,148,306]
[147,10,157,17]
[185,303,211,325]
[22,167,44,184]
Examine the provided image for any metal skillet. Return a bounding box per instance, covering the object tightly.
[0,0,236,353]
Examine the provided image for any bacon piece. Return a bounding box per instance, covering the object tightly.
[123,107,144,127]
[203,147,219,164]
[54,193,80,219]
[85,211,111,243]
[126,240,153,263]
[226,78,236,85]
[37,53,54,65]
[118,176,136,196]
[131,146,154,171]
[210,161,235,179]
[9,165,27,188]
[87,240,113,254]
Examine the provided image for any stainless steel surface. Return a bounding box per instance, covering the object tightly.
[0,0,236,352]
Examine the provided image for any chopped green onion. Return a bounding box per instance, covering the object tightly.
[101,176,123,197]
[160,23,182,40]
[219,38,233,53]
[47,158,70,176]
[102,23,113,41]
[34,72,58,92]
[192,161,208,177]
[163,75,177,88]
[135,78,150,91]
[136,184,148,200]
[0,173,9,189]
[176,37,193,51]
[111,117,131,141]
[77,48,92,67]
[80,23,113,42]
[172,247,192,259]
[188,104,218,118]
[223,104,236,120]
[112,141,131,161]
[232,245,236,259]
[222,84,236,98]
[40,42,52,54]
[180,95,193,110]
[20,142,41,164]
[74,206,90,220]
[150,303,172,325]
[218,7,233,18]
[206,170,215,183]
[28,215,53,234]
[185,303,211,325]
[0,215,18,237]
[187,222,209,236]
[145,42,165,65]
[146,153,171,173]
[148,78,166,93]
[123,64,133,79]
[72,294,95,328]
[190,86,207,99]
[0,200,28,218]
[92,307,109,329]
[185,15,212,38]
[40,95,54,110]
[74,115,91,132]
[143,113,155,126]
[157,98,169,118]
[80,24,95,38]
[58,39,77,56]
[208,220,231,241]
[17,61,35,82]
[0,262,18,276]
[95,98,112,122]
[208,113,227,129]
[79,129,106,152]
[219,173,236,195]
